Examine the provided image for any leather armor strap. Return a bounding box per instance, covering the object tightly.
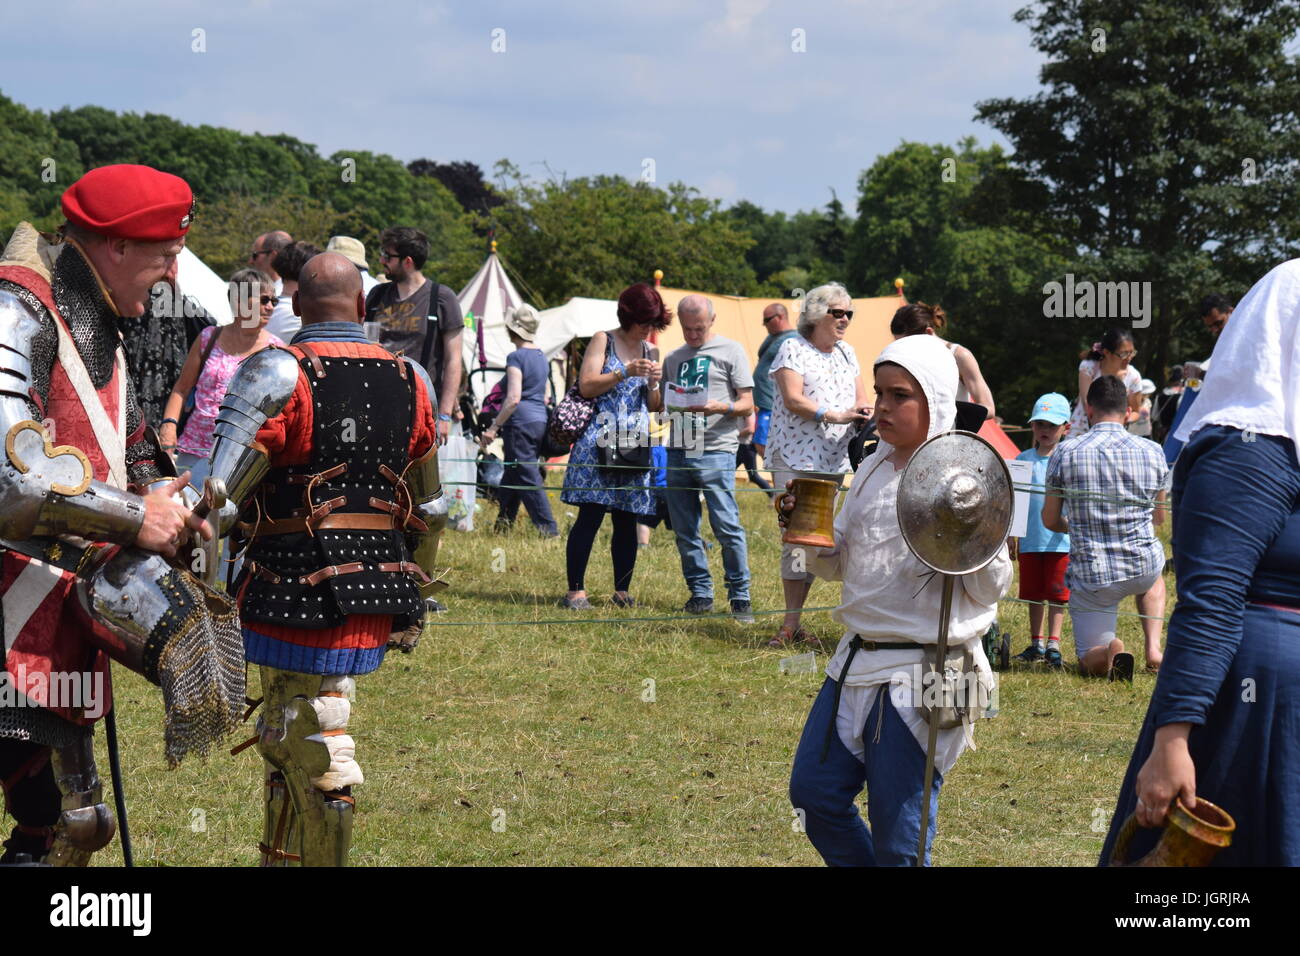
[376,560,431,582]
[295,342,326,379]
[368,496,428,533]
[242,513,399,537]
[301,562,367,587]
[300,564,366,587]
[302,495,347,521]
[248,561,282,584]
[288,462,347,484]
[302,559,431,587]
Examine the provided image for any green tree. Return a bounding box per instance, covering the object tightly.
[488,166,757,306]
[847,138,1026,297]
[813,190,850,276]
[48,107,319,202]
[976,0,1300,377]
[847,138,1071,418]
[185,193,340,279]
[313,150,481,287]
[0,92,83,228]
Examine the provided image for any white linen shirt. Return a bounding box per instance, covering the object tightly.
[808,450,1013,773]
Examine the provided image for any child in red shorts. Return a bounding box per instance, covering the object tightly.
[1013,393,1072,667]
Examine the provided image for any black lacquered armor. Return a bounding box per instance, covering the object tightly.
[239,349,426,629]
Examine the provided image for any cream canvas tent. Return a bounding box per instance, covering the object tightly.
[538,286,903,393]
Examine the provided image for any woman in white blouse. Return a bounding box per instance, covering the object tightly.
[767,282,871,647]
[1070,329,1143,434]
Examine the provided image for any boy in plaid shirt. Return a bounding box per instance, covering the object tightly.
[1041,376,1168,680]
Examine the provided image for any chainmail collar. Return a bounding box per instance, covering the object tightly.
[49,242,123,389]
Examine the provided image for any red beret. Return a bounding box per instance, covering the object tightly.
[62,164,195,242]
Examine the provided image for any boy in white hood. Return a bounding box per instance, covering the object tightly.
[783,334,1012,866]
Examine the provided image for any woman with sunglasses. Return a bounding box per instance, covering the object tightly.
[160,267,284,535]
[767,282,871,646]
[1070,328,1143,435]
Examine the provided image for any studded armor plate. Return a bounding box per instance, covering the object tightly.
[240,350,423,629]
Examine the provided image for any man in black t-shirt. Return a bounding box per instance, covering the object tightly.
[365,226,464,445]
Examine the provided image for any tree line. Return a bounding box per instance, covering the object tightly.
[3,1,1298,419]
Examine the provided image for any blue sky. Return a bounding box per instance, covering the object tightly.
[1,0,1044,213]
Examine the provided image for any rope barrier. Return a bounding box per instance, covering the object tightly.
[423,596,1172,628]
[446,459,1169,508]
[445,478,1168,509]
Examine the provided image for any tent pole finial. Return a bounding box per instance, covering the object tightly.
[894,277,905,301]
[653,269,663,289]
[491,239,498,254]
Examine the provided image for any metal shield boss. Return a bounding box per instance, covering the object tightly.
[896,430,1013,575]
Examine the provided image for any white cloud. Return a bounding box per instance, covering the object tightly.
[710,0,771,37]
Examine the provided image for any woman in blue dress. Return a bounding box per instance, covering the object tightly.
[560,283,670,609]
[1101,259,1300,866]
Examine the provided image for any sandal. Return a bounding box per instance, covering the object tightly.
[769,625,813,649]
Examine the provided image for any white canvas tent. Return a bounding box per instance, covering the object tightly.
[535,297,619,360]
[176,246,233,325]
[459,243,523,405]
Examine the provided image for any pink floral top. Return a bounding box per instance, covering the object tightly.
[176,326,285,456]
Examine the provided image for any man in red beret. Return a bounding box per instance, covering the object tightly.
[0,163,210,865]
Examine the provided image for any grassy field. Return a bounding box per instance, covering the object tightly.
[91,474,1170,867]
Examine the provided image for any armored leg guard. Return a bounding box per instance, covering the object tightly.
[256,668,360,867]
[41,734,115,867]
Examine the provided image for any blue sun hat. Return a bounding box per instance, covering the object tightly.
[1028,392,1071,425]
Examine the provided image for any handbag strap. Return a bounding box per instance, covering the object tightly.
[196,325,221,377]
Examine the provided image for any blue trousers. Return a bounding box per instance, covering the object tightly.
[497,417,558,535]
[790,678,943,866]
[663,448,750,602]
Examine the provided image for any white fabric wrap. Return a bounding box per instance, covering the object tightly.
[309,677,363,790]
[1173,257,1300,464]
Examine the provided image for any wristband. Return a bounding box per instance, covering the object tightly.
[727,402,735,415]
[616,368,626,382]
[814,406,827,424]
[438,413,452,422]
[161,417,179,426]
